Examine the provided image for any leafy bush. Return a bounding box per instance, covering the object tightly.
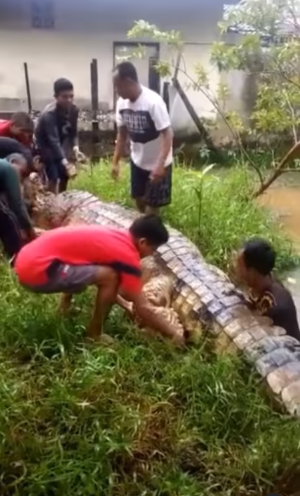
[74,161,297,273]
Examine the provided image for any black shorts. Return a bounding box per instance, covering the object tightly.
[130,161,172,208]
[21,261,100,294]
[44,157,68,183]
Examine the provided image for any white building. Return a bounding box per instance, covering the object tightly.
[0,0,246,138]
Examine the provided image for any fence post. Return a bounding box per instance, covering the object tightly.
[90,58,99,162]
[23,62,32,114]
[162,82,170,112]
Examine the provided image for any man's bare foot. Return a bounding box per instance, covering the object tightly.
[85,333,115,346]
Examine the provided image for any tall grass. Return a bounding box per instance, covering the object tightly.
[0,162,299,495]
[0,261,300,495]
[74,161,297,273]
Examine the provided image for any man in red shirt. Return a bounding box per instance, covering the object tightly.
[15,215,183,345]
[0,112,34,148]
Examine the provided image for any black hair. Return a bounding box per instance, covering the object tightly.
[0,137,33,169]
[130,214,169,248]
[242,238,276,275]
[54,78,74,96]
[6,153,32,175]
[114,62,138,83]
[11,112,34,132]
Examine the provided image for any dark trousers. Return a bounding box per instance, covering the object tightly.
[0,199,23,259]
[41,139,73,193]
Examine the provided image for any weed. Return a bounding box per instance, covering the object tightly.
[0,163,299,495]
[0,260,300,496]
[74,162,297,273]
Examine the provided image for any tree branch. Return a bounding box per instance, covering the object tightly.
[283,89,298,143]
[252,141,300,198]
[172,64,264,185]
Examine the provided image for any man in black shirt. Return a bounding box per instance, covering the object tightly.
[0,153,37,260]
[236,238,300,341]
[35,78,85,194]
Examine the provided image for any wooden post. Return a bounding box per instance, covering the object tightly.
[23,62,32,114]
[172,77,219,155]
[90,59,99,163]
[173,50,182,81]
[162,82,170,112]
[148,56,160,94]
[90,58,99,121]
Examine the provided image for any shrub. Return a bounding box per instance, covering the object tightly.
[74,161,297,273]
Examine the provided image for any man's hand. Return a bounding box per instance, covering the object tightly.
[111,163,120,180]
[65,162,77,179]
[150,165,166,183]
[116,294,134,314]
[35,227,45,237]
[73,146,86,163]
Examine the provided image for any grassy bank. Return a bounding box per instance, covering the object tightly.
[0,260,300,495]
[0,162,299,495]
[74,161,297,273]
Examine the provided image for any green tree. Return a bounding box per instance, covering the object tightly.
[127,0,300,196]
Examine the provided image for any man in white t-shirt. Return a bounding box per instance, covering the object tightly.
[112,62,173,214]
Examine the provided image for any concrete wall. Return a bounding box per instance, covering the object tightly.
[0,0,247,137]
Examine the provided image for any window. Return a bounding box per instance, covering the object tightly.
[31,0,55,29]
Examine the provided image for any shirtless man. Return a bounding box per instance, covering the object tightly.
[236,238,300,341]
[14,215,184,346]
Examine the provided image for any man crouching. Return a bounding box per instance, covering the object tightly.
[14,215,184,346]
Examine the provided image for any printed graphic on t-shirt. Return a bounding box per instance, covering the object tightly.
[116,86,173,170]
[62,120,71,137]
[119,109,159,144]
[249,288,275,316]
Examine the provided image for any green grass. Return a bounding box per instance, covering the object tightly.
[0,262,300,496]
[74,161,297,273]
[1,162,300,495]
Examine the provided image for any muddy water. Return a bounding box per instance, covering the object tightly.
[258,177,300,317]
[259,187,300,246]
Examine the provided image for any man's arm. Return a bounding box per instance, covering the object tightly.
[4,166,36,238]
[155,126,173,170]
[41,112,66,163]
[112,126,128,175]
[111,99,128,179]
[150,98,173,180]
[122,290,185,346]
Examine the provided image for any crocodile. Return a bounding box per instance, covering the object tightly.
[23,175,300,416]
